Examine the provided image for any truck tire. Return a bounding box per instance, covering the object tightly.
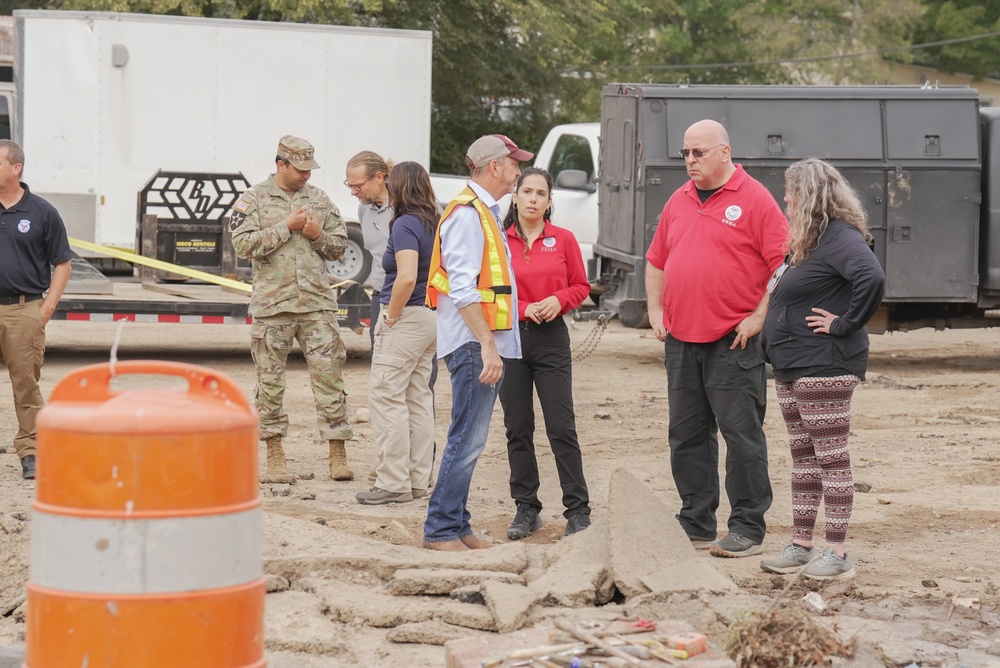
[328,224,372,286]
[617,300,650,329]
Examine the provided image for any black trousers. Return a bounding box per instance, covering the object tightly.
[664,332,772,543]
[499,317,590,518]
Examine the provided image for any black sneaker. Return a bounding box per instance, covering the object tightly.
[565,513,591,536]
[21,455,36,480]
[507,506,542,540]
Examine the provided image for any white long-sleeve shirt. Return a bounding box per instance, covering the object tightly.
[434,180,521,359]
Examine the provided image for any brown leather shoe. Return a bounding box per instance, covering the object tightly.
[460,533,491,550]
[421,540,469,551]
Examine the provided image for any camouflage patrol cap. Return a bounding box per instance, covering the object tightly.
[277,135,320,170]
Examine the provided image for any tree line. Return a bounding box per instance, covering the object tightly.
[6,0,997,172]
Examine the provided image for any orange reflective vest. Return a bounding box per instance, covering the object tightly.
[425,187,514,331]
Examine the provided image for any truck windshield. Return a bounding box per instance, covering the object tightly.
[0,95,9,140]
[551,134,594,183]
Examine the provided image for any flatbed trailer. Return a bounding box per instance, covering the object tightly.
[54,278,370,331]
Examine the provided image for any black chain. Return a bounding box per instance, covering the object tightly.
[572,315,610,362]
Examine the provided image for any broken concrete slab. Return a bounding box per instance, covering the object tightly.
[388,568,523,596]
[640,558,738,594]
[526,519,615,608]
[607,468,736,597]
[306,578,497,632]
[625,589,767,638]
[450,584,485,605]
[387,620,488,645]
[263,513,530,582]
[265,590,355,660]
[481,580,539,634]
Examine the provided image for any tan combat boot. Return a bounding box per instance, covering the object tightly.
[328,439,354,481]
[265,436,288,475]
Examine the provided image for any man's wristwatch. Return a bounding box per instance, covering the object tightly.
[382,311,398,326]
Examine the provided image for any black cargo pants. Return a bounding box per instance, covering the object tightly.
[664,331,772,543]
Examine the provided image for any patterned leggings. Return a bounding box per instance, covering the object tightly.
[775,375,859,544]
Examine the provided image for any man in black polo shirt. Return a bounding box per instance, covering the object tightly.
[0,139,72,480]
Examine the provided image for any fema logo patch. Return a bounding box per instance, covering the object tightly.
[542,237,556,248]
[725,206,742,222]
[17,219,30,233]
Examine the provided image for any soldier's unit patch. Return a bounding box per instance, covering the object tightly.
[229,211,247,230]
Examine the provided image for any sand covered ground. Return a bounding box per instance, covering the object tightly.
[0,318,998,666]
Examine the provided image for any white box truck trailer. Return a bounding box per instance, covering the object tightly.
[13,9,433,261]
[0,10,433,325]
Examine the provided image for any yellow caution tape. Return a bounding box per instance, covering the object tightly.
[69,237,252,294]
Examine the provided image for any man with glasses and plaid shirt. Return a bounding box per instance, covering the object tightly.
[645,119,788,558]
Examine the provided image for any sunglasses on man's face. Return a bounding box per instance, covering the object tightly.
[679,144,725,159]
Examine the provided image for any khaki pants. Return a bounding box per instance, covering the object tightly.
[369,305,436,493]
[0,300,45,457]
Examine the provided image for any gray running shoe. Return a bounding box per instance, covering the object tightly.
[709,532,763,558]
[760,543,815,574]
[355,487,414,505]
[803,547,856,580]
[687,534,716,551]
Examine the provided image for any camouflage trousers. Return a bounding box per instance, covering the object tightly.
[250,311,353,442]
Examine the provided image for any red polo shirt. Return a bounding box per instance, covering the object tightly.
[645,165,787,342]
[506,220,589,318]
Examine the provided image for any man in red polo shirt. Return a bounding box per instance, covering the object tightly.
[645,119,787,558]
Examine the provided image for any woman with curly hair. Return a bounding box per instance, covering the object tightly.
[758,158,885,580]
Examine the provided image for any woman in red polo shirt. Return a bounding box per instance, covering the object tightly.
[499,167,591,540]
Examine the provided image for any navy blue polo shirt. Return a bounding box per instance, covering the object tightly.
[0,183,72,297]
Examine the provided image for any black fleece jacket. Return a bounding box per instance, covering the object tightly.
[759,219,886,371]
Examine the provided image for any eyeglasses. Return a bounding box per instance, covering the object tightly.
[679,144,725,159]
[343,174,376,191]
[767,262,790,294]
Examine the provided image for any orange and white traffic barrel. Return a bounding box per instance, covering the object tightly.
[27,361,265,668]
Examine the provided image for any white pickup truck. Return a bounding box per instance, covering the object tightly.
[429,122,599,264]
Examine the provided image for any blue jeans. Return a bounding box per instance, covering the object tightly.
[423,341,502,542]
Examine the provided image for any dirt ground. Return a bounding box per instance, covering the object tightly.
[1,317,999,666]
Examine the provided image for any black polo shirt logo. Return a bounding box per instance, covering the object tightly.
[17,219,30,233]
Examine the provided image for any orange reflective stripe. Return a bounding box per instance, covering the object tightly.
[424,187,514,331]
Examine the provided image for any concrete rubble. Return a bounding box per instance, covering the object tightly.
[261,467,741,651]
[256,468,996,665]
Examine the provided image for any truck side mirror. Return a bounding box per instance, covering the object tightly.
[555,169,596,193]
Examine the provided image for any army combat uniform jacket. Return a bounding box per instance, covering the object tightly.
[230,176,347,318]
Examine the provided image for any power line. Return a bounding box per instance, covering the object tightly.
[627,30,1000,71]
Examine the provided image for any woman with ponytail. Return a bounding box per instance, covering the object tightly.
[499,167,592,540]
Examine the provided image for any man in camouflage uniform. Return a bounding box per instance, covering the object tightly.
[230,135,355,481]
